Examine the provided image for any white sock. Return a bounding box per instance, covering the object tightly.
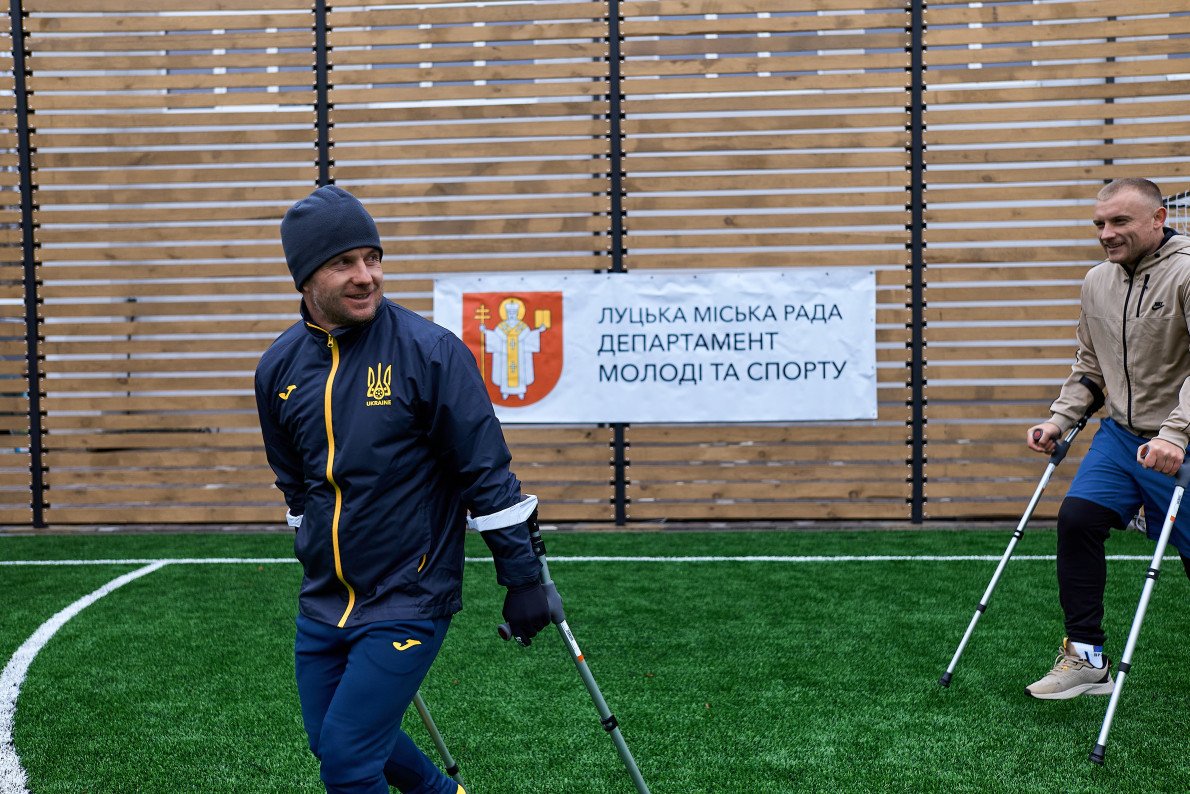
[1070,640,1105,669]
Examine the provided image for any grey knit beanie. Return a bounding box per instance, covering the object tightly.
[280,185,383,290]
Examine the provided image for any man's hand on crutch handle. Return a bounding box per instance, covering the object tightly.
[1137,440,1185,476]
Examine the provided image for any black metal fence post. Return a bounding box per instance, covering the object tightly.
[314,0,332,185]
[10,0,44,527]
[606,0,628,525]
[906,0,927,523]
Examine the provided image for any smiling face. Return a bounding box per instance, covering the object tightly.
[1093,188,1167,269]
[301,246,384,330]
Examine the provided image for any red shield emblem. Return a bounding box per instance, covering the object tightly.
[461,291,563,408]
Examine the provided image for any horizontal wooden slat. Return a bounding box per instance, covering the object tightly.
[930,103,1190,126]
[924,56,1184,88]
[626,191,905,212]
[42,375,255,392]
[29,0,332,10]
[32,110,315,129]
[632,481,908,499]
[30,72,315,93]
[626,11,905,37]
[629,444,904,464]
[628,501,910,521]
[626,32,905,54]
[623,72,908,96]
[927,38,1190,70]
[36,165,315,186]
[28,91,317,112]
[45,411,260,430]
[622,252,907,269]
[623,51,907,78]
[928,0,1184,25]
[333,28,607,53]
[330,62,609,87]
[28,52,313,71]
[629,0,902,14]
[928,14,1185,47]
[42,506,289,523]
[27,31,313,54]
[630,211,907,232]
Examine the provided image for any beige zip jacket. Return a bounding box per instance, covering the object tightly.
[1049,232,1190,450]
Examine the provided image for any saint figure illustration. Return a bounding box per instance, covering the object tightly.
[479,297,549,400]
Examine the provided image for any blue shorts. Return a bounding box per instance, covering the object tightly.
[1068,417,1190,556]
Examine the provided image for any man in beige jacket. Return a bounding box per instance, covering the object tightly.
[1024,177,1190,700]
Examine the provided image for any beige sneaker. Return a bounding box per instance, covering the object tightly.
[1026,638,1114,700]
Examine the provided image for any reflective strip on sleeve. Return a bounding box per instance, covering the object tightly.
[467,494,538,532]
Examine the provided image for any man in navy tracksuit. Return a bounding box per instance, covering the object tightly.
[255,185,550,794]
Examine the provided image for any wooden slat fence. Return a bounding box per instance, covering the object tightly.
[0,1,1186,526]
[25,0,315,523]
[618,0,911,520]
[923,1,1190,518]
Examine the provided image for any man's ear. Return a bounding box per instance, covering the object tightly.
[1154,205,1168,228]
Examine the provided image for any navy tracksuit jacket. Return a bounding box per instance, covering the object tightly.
[255,298,531,628]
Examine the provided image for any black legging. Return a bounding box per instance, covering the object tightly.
[1058,496,1190,646]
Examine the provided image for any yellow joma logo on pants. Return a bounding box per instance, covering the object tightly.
[393,639,422,652]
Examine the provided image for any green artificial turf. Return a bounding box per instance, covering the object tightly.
[2,528,1187,793]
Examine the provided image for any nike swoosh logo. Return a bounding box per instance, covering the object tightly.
[393,639,422,652]
[278,385,297,400]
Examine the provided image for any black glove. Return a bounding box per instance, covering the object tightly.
[503,580,550,645]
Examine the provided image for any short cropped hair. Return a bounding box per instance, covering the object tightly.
[1098,178,1163,208]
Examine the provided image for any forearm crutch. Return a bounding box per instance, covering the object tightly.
[1089,459,1190,765]
[412,691,465,786]
[499,527,651,794]
[940,376,1105,687]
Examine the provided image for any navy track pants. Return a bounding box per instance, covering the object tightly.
[295,613,457,794]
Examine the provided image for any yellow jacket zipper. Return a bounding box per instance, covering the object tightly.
[314,327,357,627]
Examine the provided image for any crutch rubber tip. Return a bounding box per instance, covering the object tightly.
[939,672,953,688]
[1089,744,1106,766]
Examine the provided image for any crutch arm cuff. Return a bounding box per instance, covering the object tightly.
[481,510,542,587]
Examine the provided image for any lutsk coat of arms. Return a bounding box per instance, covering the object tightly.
[460,291,564,407]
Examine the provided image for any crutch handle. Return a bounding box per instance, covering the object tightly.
[1136,448,1190,486]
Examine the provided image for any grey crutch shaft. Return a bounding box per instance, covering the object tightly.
[412,691,464,786]
[939,453,1062,687]
[499,530,651,794]
[941,378,1104,687]
[940,376,1103,687]
[1089,463,1190,765]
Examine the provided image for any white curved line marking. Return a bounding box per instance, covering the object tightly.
[0,562,167,794]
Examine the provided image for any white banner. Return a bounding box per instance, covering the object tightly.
[432,268,877,423]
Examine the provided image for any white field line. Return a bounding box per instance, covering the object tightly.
[0,562,167,794]
[0,554,1181,566]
